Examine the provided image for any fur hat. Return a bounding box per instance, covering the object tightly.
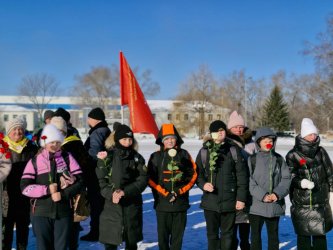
[88,107,105,121]
[209,120,227,133]
[227,111,245,129]
[6,117,27,134]
[114,124,133,141]
[40,124,65,147]
[301,118,318,138]
[50,116,67,134]
[54,108,71,123]
[43,110,54,122]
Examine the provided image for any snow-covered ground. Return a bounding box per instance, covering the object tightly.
[14,137,333,249]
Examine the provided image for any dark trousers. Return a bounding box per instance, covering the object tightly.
[3,209,30,250]
[69,222,80,250]
[249,214,279,250]
[104,243,137,250]
[297,235,327,250]
[105,244,118,250]
[233,223,250,250]
[87,179,105,235]
[156,211,187,250]
[204,210,235,250]
[32,215,72,250]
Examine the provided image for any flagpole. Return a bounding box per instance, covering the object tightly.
[120,51,124,125]
[121,106,124,124]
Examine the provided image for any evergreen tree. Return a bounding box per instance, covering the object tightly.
[261,85,290,131]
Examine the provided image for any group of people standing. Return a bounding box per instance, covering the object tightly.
[0,107,333,250]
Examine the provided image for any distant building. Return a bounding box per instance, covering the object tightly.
[0,95,230,137]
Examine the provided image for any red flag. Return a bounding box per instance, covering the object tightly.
[119,52,159,138]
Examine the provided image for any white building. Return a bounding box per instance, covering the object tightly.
[0,95,230,137]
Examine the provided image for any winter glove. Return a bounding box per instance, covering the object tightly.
[167,192,177,203]
[329,192,333,213]
[300,179,315,190]
[60,172,76,189]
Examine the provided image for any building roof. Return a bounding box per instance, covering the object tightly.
[0,105,33,112]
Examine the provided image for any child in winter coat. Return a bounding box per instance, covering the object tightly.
[286,118,333,250]
[148,123,197,250]
[20,124,83,250]
[95,124,147,250]
[196,120,248,250]
[249,127,291,250]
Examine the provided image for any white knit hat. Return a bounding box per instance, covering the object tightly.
[227,111,245,129]
[50,116,67,134]
[40,124,65,147]
[301,118,318,138]
[6,117,27,134]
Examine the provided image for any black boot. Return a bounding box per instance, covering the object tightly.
[17,243,27,250]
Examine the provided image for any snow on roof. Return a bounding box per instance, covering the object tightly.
[0,105,33,112]
[147,100,174,110]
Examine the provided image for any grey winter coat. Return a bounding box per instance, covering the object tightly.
[286,135,333,236]
[249,127,291,218]
[0,148,11,183]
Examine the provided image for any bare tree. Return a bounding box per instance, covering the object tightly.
[18,73,59,123]
[302,14,333,131]
[220,70,268,128]
[73,66,118,110]
[303,13,333,82]
[73,65,160,117]
[131,67,160,97]
[174,65,220,136]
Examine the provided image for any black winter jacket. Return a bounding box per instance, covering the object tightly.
[96,147,148,245]
[84,121,111,162]
[286,135,333,235]
[148,148,197,212]
[6,140,38,212]
[196,139,249,213]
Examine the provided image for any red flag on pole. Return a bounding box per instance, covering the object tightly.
[119,51,159,138]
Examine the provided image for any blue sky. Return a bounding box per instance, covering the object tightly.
[1,1,332,99]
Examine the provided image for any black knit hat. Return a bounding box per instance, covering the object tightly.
[209,120,227,133]
[88,107,105,121]
[114,124,133,141]
[54,107,70,123]
[43,110,54,121]
[113,121,121,131]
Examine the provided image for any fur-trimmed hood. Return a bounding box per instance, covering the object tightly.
[104,131,138,151]
[227,127,253,147]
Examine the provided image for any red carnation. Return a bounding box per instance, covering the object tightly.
[0,148,5,154]
[0,132,4,140]
[5,152,11,159]
[266,143,273,150]
[41,135,47,140]
[299,158,306,166]
[2,141,9,149]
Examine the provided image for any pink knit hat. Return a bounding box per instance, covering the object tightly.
[227,111,245,129]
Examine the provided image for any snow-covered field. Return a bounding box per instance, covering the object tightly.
[15,137,333,249]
